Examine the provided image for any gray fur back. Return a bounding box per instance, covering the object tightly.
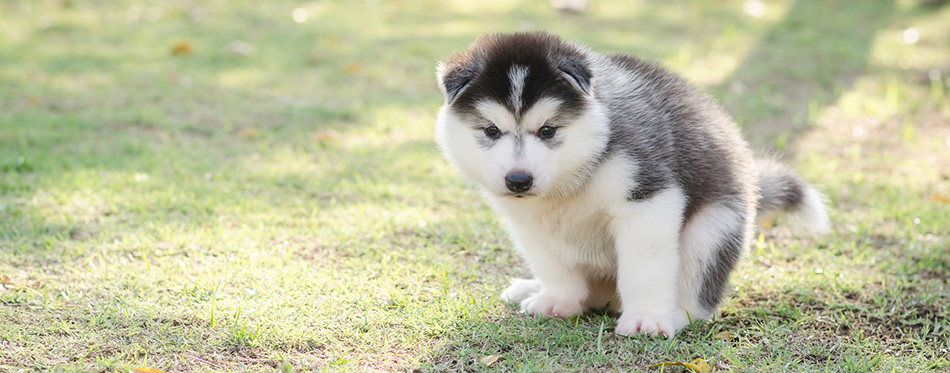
[589,54,757,222]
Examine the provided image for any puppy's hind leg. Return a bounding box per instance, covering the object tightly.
[676,200,750,327]
[610,188,685,338]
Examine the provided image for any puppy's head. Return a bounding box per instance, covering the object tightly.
[434,32,609,199]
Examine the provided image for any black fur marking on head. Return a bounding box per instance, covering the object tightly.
[438,32,591,122]
[698,220,746,310]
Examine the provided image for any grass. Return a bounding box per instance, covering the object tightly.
[1,0,948,371]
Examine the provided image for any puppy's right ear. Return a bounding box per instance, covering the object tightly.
[436,62,476,105]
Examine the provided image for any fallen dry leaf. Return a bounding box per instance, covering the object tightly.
[929,194,950,204]
[0,275,12,287]
[713,330,732,341]
[312,129,342,143]
[650,358,711,373]
[131,368,168,373]
[480,355,503,366]
[171,41,194,56]
[345,61,361,74]
[306,54,322,65]
[238,128,260,139]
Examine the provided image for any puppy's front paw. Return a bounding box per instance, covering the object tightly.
[521,292,584,319]
[615,312,675,338]
[501,278,542,304]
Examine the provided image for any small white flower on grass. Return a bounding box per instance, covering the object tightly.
[901,28,919,45]
[292,8,308,23]
[743,0,765,18]
[851,126,866,138]
[134,173,149,182]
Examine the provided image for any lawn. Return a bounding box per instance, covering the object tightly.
[1,0,948,371]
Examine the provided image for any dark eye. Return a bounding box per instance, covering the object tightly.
[537,125,557,139]
[484,125,501,139]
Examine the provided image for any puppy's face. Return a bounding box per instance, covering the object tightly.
[434,33,609,199]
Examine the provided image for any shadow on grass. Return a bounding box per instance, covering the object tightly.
[417,281,950,371]
[714,0,895,148]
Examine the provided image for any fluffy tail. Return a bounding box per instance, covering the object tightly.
[754,159,831,234]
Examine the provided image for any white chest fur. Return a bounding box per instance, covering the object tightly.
[490,155,639,277]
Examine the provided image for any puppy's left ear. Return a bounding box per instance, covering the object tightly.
[436,62,476,104]
[554,55,592,96]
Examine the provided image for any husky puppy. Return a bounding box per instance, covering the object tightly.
[434,32,829,337]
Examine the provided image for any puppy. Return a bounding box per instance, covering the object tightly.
[434,32,829,337]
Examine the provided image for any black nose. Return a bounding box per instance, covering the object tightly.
[505,171,533,193]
